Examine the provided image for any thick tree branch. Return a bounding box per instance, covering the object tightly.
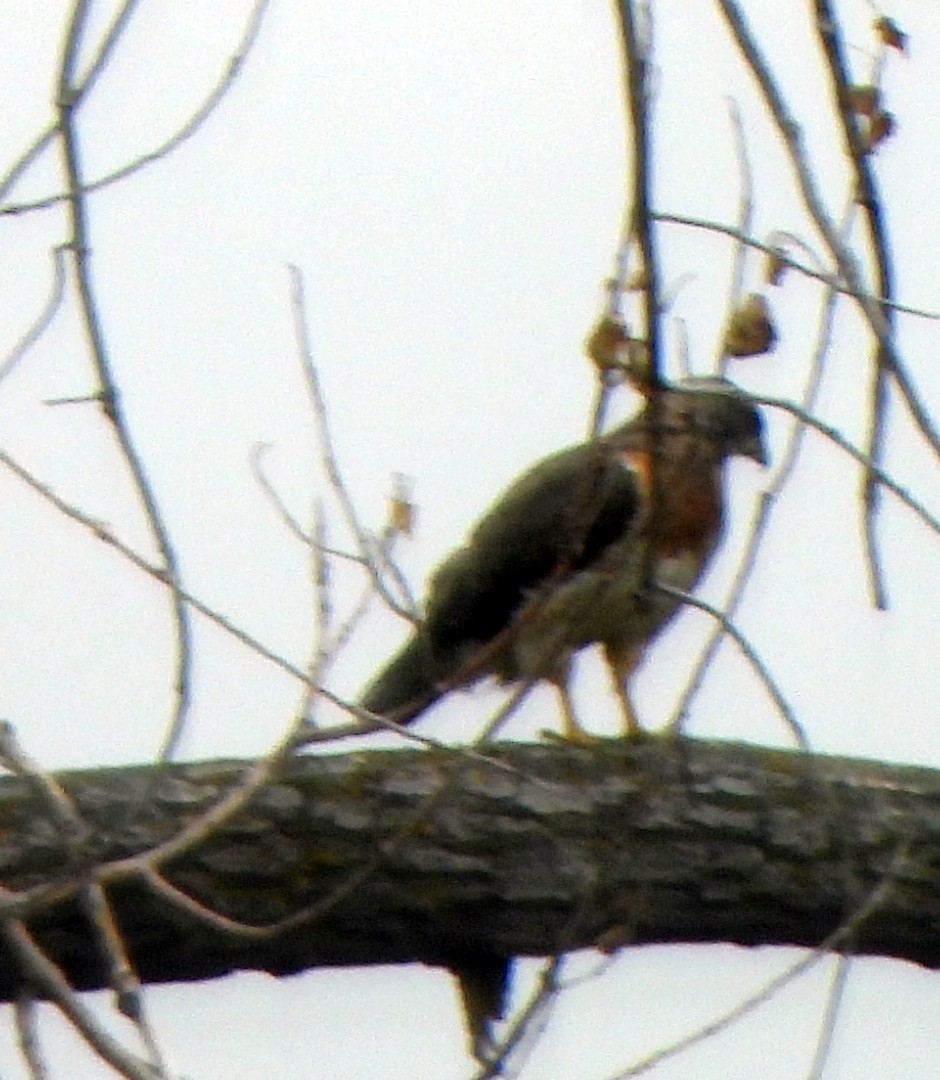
[0,737,938,1003]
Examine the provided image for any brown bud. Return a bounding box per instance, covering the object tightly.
[863,110,896,152]
[874,16,907,53]
[387,474,415,537]
[585,314,631,371]
[764,247,788,286]
[847,84,881,117]
[723,293,777,358]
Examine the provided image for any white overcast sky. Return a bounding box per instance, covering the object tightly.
[1,2,939,1078]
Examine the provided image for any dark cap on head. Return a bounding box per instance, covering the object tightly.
[643,377,767,465]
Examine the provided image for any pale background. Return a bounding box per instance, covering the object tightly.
[0,1,938,1077]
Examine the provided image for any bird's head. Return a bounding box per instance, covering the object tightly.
[642,377,768,466]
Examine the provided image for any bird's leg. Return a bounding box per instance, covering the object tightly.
[544,656,595,743]
[604,644,643,737]
[554,680,593,743]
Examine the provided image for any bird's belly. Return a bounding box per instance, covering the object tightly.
[500,543,707,681]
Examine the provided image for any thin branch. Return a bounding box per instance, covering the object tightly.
[251,442,401,581]
[0,723,170,1075]
[55,7,193,763]
[655,213,938,319]
[747,393,940,539]
[252,442,410,671]
[607,841,909,1079]
[0,247,68,384]
[0,443,322,697]
[0,0,272,215]
[806,953,852,1080]
[303,502,332,719]
[656,584,807,748]
[812,6,895,609]
[1,917,161,1080]
[0,0,143,204]
[78,884,171,1079]
[717,98,754,375]
[614,0,663,384]
[250,442,310,543]
[14,992,51,1080]
[319,524,405,664]
[288,265,418,621]
[0,723,88,846]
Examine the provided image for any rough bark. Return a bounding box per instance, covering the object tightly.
[0,735,938,1001]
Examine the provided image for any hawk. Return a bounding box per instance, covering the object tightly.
[360,378,767,740]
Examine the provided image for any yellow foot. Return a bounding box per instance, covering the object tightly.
[539,726,601,746]
[619,725,649,741]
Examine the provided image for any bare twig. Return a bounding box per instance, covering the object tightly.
[319,524,404,663]
[606,841,909,1078]
[0,0,143,204]
[0,442,319,688]
[718,98,754,375]
[252,442,398,577]
[0,722,88,845]
[1,0,272,216]
[55,5,193,763]
[614,0,662,385]
[303,502,332,720]
[806,953,852,1080]
[288,265,418,621]
[0,723,169,1075]
[0,247,68,384]
[747,394,940,539]
[78,884,171,1078]
[656,585,807,748]
[812,6,895,609]
[250,442,309,543]
[655,213,938,319]
[14,993,52,1080]
[252,443,406,673]
[1,916,162,1080]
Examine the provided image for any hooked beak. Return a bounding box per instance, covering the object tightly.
[744,433,769,467]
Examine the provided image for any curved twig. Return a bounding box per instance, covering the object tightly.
[0,247,68,384]
[717,98,754,375]
[1,0,272,217]
[288,265,419,621]
[656,584,807,748]
[56,7,193,762]
[655,214,938,319]
[606,840,909,1078]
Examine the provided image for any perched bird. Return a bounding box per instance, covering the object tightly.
[359,378,766,1060]
[360,378,767,741]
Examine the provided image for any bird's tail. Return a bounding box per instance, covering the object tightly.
[359,633,443,725]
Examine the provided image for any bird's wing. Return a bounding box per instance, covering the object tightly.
[425,438,642,652]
